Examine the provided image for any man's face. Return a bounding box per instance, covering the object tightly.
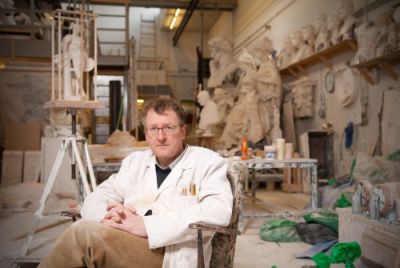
[145,108,186,166]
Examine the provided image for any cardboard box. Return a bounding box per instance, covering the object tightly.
[5,122,41,151]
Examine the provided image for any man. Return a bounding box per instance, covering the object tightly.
[39,98,233,268]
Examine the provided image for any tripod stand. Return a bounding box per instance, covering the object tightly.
[22,108,97,256]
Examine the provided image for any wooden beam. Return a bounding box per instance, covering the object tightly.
[316,55,332,68]
[357,67,375,85]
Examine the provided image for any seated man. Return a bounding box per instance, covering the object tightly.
[39,98,233,268]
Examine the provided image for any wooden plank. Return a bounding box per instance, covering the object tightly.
[380,61,398,81]
[282,101,296,150]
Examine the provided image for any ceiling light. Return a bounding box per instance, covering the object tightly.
[169,8,181,30]
[137,99,144,104]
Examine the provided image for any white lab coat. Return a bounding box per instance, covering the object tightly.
[81,146,233,268]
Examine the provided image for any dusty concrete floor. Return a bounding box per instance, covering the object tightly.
[233,189,316,268]
[1,183,320,268]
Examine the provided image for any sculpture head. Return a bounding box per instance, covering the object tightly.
[238,48,257,70]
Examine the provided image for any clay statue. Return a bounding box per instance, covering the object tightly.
[289,30,304,64]
[196,90,219,137]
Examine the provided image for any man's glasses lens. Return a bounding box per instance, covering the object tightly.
[147,126,180,135]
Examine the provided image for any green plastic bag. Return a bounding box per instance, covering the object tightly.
[312,252,331,268]
[259,219,302,242]
[311,242,362,268]
[330,242,361,268]
[335,192,352,208]
[303,211,338,233]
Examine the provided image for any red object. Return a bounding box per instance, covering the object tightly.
[241,137,248,160]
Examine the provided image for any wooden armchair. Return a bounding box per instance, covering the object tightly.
[189,160,247,268]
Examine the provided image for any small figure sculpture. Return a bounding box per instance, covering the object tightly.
[60,22,95,101]
[337,0,357,41]
[375,10,397,57]
[196,90,219,137]
[314,12,330,52]
[354,21,379,64]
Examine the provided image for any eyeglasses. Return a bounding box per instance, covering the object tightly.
[146,125,181,136]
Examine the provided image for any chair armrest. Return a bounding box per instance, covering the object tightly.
[189,222,241,236]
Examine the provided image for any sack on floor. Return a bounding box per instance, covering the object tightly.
[259,219,302,242]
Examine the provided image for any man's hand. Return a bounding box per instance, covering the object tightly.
[100,201,148,238]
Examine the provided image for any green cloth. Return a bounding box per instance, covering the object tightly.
[259,219,302,242]
[303,211,338,233]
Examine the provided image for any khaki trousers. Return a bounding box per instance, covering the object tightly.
[38,219,164,268]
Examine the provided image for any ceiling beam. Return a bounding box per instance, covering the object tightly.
[87,0,236,11]
[172,0,199,46]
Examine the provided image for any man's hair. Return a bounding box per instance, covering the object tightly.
[141,98,187,127]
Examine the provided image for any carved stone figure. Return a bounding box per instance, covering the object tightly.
[336,0,357,41]
[212,87,233,123]
[196,90,219,137]
[314,12,330,52]
[354,21,379,64]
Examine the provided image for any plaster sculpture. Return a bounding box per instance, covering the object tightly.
[375,10,397,57]
[327,14,342,46]
[336,0,357,41]
[314,12,330,52]
[335,66,358,107]
[300,25,316,59]
[252,36,283,144]
[196,90,219,137]
[277,36,295,69]
[354,21,379,64]
[207,37,238,88]
[289,30,304,64]
[291,77,316,118]
[218,76,263,148]
[0,0,16,25]
[61,22,95,101]
[212,87,234,123]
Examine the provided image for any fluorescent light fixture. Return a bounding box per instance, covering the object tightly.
[169,8,180,30]
[137,99,144,104]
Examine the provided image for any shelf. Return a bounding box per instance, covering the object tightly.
[351,51,400,85]
[279,39,358,78]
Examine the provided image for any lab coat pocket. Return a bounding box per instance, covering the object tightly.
[176,195,198,209]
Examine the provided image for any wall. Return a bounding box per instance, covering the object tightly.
[208,0,400,176]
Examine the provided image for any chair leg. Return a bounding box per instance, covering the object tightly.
[197,229,205,268]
